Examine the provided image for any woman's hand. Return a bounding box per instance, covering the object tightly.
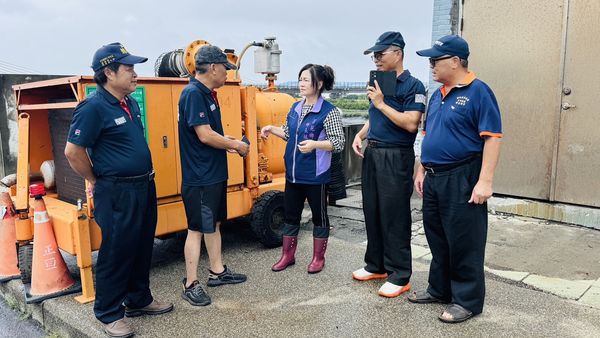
[298,140,317,153]
[260,125,273,139]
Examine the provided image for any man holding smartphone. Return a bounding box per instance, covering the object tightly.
[351,31,427,298]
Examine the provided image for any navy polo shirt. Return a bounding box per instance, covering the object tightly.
[421,73,503,165]
[178,77,227,186]
[367,69,426,145]
[67,85,152,177]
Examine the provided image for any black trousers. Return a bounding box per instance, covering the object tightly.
[282,180,329,239]
[93,177,158,323]
[361,144,414,286]
[422,157,487,315]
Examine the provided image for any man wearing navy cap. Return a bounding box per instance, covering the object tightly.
[178,45,249,307]
[351,32,427,298]
[65,42,173,337]
[409,35,502,323]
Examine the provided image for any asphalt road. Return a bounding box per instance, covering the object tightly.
[2,197,599,337]
[0,297,44,337]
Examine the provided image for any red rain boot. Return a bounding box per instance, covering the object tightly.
[272,236,298,272]
[307,238,328,274]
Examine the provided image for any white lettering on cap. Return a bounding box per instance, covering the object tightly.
[435,41,444,46]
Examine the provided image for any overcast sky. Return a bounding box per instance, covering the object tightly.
[0,0,434,85]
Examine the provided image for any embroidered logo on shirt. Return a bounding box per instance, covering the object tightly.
[210,104,216,111]
[415,94,426,104]
[199,112,205,118]
[74,129,81,136]
[114,116,127,125]
[455,96,470,106]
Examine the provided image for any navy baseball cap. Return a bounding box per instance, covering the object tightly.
[416,35,470,60]
[195,45,237,70]
[91,42,147,71]
[364,31,406,55]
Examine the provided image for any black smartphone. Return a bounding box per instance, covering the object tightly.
[369,70,397,96]
[241,135,250,145]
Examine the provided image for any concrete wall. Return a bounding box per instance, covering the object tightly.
[342,124,364,184]
[0,74,66,178]
[428,0,460,93]
[430,0,600,224]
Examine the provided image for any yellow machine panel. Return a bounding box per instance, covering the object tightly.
[11,38,294,303]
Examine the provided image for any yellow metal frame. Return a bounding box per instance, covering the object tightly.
[12,74,289,304]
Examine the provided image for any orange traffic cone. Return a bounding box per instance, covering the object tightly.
[25,183,80,303]
[0,192,20,282]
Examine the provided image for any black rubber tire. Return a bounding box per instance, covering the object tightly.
[18,244,33,284]
[250,190,285,248]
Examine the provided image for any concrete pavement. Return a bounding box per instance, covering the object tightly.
[2,233,600,337]
[0,189,600,337]
[336,189,600,310]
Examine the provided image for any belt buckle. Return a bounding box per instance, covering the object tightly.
[425,166,434,174]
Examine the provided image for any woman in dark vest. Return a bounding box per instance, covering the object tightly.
[260,64,345,273]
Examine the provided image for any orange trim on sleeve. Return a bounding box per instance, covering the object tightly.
[480,131,503,138]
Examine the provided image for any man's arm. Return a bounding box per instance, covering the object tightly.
[469,136,501,204]
[65,142,96,197]
[377,107,422,133]
[352,120,370,158]
[65,142,96,183]
[367,81,422,133]
[194,124,249,156]
[414,163,426,198]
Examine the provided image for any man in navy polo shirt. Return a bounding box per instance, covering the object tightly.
[65,42,173,337]
[351,32,427,298]
[178,45,249,307]
[409,35,502,323]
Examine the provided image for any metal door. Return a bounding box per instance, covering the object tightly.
[553,0,600,206]
[461,0,566,200]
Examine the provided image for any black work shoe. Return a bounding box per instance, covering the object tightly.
[207,265,247,287]
[181,278,211,306]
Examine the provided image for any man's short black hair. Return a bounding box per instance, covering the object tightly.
[195,63,210,75]
[94,62,122,85]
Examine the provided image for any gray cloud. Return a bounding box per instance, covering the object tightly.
[0,0,434,84]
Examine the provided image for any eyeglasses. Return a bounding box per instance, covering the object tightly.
[429,55,455,67]
[371,49,401,61]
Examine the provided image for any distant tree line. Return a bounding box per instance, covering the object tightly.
[329,97,370,111]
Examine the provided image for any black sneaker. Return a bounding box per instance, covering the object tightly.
[207,265,247,287]
[181,278,211,306]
